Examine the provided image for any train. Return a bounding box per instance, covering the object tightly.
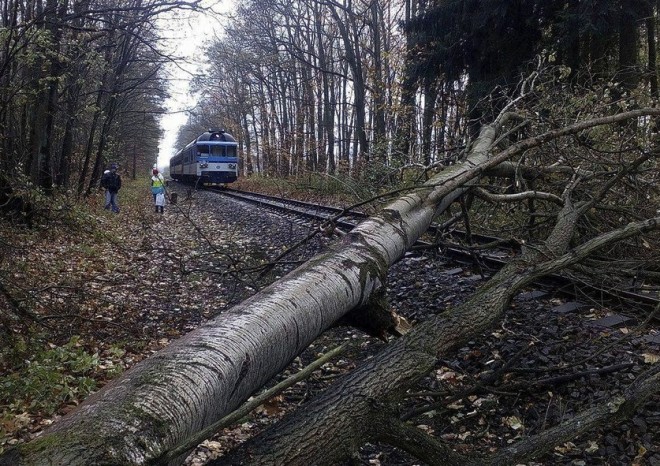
[169,129,239,185]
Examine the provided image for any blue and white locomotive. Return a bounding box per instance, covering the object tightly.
[169,129,239,184]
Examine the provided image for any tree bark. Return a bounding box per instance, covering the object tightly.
[647,1,658,99]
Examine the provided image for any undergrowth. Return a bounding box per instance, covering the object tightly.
[1,335,117,414]
[0,178,153,453]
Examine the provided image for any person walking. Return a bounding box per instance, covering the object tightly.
[151,167,165,214]
[100,163,122,213]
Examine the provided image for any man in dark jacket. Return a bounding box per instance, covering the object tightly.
[100,163,122,213]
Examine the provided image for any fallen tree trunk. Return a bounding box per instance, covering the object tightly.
[2,109,658,465]
[215,208,660,465]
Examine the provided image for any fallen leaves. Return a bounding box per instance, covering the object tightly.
[502,415,524,431]
[641,352,660,364]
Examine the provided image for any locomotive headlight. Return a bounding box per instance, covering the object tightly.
[228,164,236,169]
[200,162,208,168]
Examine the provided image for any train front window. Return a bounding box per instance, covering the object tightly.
[210,145,225,156]
[226,146,237,157]
[197,144,210,155]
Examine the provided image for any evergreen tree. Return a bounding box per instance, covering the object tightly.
[405,0,655,127]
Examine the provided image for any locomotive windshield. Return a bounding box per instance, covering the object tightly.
[195,144,238,157]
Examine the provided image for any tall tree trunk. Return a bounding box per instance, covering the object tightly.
[86,99,117,195]
[393,0,417,166]
[26,0,51,189]
[56,0,87,188]
[331,3,369,161]
[77,32,114,196]
[371,0,387,163]
[421,77,438,166]
[77,106,100,195]
[242,113,253,175]
[325,71,335,173]
[563,0,581,79]
[647,1,658,99]
[619,0,640,93]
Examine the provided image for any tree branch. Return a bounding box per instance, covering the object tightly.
[473,187,563,205]
[488,366,660,466]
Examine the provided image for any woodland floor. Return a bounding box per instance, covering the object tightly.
[1,178,659,465]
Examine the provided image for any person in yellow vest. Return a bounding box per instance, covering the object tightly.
[151,168,165,214]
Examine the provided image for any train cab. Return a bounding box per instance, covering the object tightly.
[170,129,239,185]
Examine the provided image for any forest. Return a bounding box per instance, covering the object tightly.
[0,0,659,464]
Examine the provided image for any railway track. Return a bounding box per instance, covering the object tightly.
[209,186,659,312]
[213,187,367,231]
[216,187,515,247]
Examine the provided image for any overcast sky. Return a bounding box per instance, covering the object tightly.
[156,1,230,169]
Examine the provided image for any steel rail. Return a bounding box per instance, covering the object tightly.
[208,186,659,312]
